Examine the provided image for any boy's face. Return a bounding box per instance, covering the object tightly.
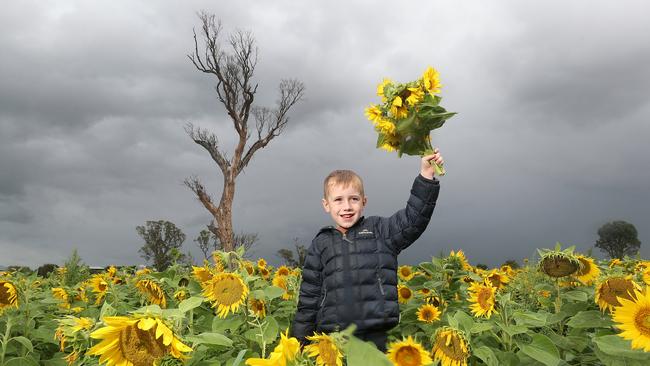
[322,183,367,232]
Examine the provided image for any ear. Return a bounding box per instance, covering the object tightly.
[362,196,368,207]
[322,198,330,213]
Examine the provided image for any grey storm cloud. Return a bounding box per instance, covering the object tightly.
[1,0,650,269]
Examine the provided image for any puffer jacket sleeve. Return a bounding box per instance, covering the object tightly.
[378,174,440,254]
[290,238,324,344]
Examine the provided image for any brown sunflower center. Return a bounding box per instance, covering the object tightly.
[576,258,592,276]
[401,268,412,277]
[600,279,636,306]
[422,308,435,321]
[434,333,468,361]
[0,284,11,304]
[634,307,650,337]
[400,288,412,299]
[119,324,167,366]
[98,282,107,292]
[477,288,492,309]
[395,346,421,366]
[211,276,245,305]
[318,340,339,366]
[542,257,578,277]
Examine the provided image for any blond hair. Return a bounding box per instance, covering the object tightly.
[323,170,364,199]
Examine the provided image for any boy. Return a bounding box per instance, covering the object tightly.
[291,150,443,351]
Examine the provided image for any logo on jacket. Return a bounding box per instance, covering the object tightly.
[358,229,374,236]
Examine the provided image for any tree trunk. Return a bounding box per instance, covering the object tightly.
[213,172,236,252]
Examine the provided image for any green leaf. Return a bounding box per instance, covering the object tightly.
[474,346,500,366]
[186,332,233,347]
[593,335,650,360]
[497,323,529,336]
[4,357,39,366]
[345,336,393,366]
[563,290,588,302]
[179,296,204,313]
[262,316,280,344]
[212,315,244,333]
[396,113,416,133]
[231,349,248,366]
[516,334,561,366]
[513,311,548,327]
[566,311,613,329]
[264,286,286,300]
[10,336,33,353]
[453,311,475,334]
[470,322,494,334]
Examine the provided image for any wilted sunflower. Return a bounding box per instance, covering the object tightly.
[612,287,650,352]
[398,265,415,281]
[52,287,71,309]
[203,272,249,318]
[63,350,79,365]
[431,327,470,366]
[449,250,471,270]
[387,336,432,366]
[574,255,600,285]
[416,304,441,323]
[305,332,343,366]
[484,269,510,290]
[174,289,188,302]
[425,294,446,309]
[468,282,497,319]
[272,275,294,300]
[595,276,641,312]
[55,316,95,352]
[135,279,167,308]
[276,265,291,277]
[398,285,413,304]
[0,280,19,312]
[259,266,271,280]
[87,316,192,366]
[249,298,266,318]
[242,261,256,276]
[609,258,623,268]
[89,274,109,305]
[537,245,583,278]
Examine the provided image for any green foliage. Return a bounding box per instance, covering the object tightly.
[595,220,641,259]
[62,249,89,286]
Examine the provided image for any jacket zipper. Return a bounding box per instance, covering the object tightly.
[320,286,328,307]
[376,273,385,295]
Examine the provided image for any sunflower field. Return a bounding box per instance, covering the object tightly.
[1,244,650,366]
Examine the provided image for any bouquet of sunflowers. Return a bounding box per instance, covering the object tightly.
[365,67,456,175]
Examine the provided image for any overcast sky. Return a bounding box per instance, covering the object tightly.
[2,0,649,269]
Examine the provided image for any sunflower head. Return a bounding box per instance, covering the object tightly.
[538,244,581,278]
[276,266,291,277]
[257,258,267,269]
[386,336,432,366]
[0,280,19,312]
[422,66,442,95]
[192,266,213,283]
[305,332,343,366]
[398,265,415,281]
[398,285,413,304]
[574,255,601,285]
[595,276,640,312]
[432,327,470,366]
[416,304,441,324]
[272,275,294,300]
[249,298,266,319]
[612,287,650,352]
[88,316,192,365]
[135,279,167,308]
[468,282,497,319]
[484,269,510,290]
[365,104,383,123]
[202,272,249,318]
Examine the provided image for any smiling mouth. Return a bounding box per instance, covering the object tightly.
[341,214,354,219]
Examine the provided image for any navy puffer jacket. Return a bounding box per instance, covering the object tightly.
[291,174,440,342]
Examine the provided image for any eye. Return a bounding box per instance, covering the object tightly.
[352,197,360,201]
[334,198,342,202]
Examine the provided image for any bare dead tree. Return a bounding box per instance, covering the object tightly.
[185,12,305,252]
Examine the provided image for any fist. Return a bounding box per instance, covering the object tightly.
[420,148,444,179]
